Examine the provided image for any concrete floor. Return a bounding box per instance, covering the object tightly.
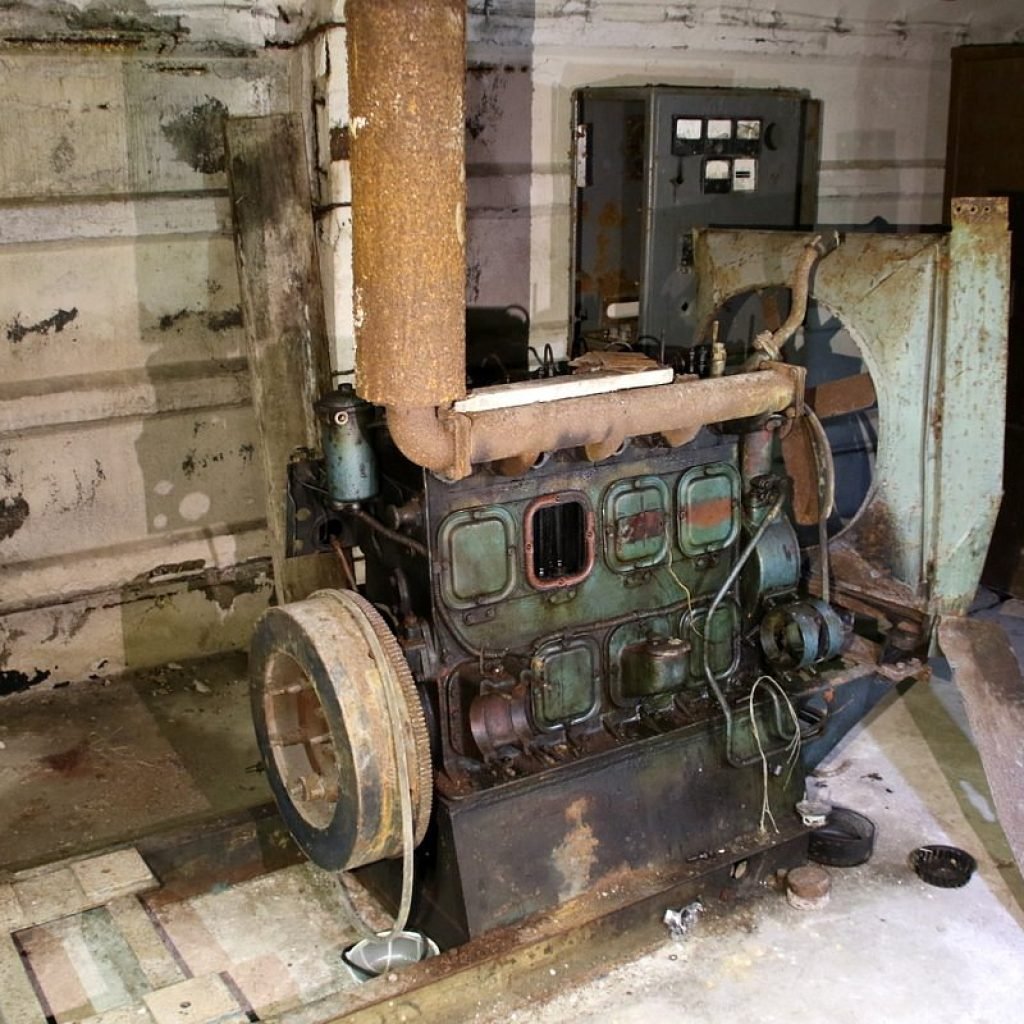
[0,652,270,869]
[1,595,1023,1022]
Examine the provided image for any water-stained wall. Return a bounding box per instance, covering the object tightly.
[0,8,314,690]
[3,1,1023,691]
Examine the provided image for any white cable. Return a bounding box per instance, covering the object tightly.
[748,675,803,835]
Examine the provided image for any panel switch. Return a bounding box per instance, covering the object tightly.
[733,158,757,192]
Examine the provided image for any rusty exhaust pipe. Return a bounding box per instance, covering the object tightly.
[347,1,803,479]
[347,0,467,408]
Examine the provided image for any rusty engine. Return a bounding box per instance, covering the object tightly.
[247,0,1010,949]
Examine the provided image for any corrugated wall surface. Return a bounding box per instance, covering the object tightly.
[3,1,1023,691]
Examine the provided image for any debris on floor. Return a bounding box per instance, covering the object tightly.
[662,900,703,941]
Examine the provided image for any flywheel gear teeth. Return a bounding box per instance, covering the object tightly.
[315,589,434,845]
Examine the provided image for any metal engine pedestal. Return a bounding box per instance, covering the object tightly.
[362,723,807,949]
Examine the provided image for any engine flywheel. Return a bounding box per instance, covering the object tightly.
[250,588,433,872]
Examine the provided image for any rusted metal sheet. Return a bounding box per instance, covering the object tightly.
[695,203,1010,625]
[807,372,876,419]
[938,616,1024,871]
[346,0,468,408]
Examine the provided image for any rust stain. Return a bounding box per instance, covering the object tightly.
[43,742,89,775]
[552,797,598,901]
[685,496,733,531]
[619,509,665,544]
[845,502,903,567]
[597,201,623,229]
[329,124,350,161]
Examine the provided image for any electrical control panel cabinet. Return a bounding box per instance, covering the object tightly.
[572,86,819,359]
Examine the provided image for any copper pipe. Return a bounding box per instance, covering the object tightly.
[347,0,467,408]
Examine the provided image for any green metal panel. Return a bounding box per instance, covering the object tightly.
[439,507,517,609]
[694,202,1010,622]
[602,475,670,571]
[929,200,1010,614]
[676,464,740,556]
[428,449,737,656]
[531,637,599,727]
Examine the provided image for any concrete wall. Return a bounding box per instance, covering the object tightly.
[462,1,1024,353]
[2,0,1023,691]
[0,9,313,691]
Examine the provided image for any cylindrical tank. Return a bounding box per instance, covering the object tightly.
[347,0,467,408]
[316,386,378,507]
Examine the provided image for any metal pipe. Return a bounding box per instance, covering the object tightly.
[347,0,467,408]
[748,231,841,367]
[740,421,780,488]
[348,0,805,479]
[803,407,836,604]
[346,507,429,559]
[387,366,802,479]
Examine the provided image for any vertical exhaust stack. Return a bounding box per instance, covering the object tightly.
[347,0,468,410]
[345,0,803,480]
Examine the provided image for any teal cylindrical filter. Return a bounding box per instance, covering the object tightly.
[316,386,378,506]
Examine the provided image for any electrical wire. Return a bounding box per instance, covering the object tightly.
[747,674,802,835]
[665,546,700,638]
[698,482,796,767]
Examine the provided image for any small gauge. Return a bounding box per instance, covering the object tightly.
[703,158,732,193]
[675,118,702,141]
[704,159,731,180]
[707,119,733,140]
[736,119,762,140]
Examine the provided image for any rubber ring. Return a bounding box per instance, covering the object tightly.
[808,805,876,867]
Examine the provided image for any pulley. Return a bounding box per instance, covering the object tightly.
[759,597,847,670]
[250,589,433,873]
